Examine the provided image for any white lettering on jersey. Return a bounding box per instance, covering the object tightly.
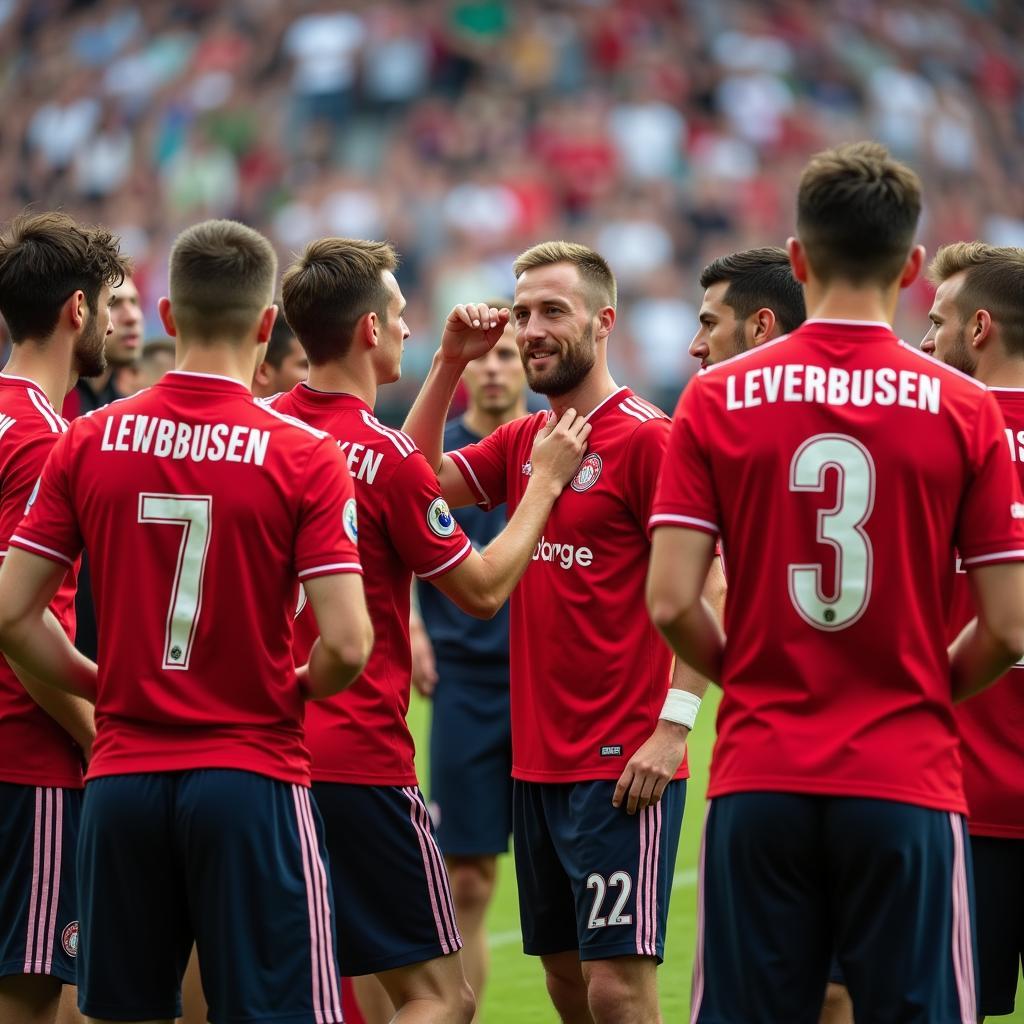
[338,441,384,484]
[1005,428,1024,463]
[725,366,940,415]
[532,536,594,570]
[100,415,270,466]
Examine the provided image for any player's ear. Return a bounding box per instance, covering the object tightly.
[595,304,615,341]
[899,244,926,290]
[362,311,379,349]
[787,238,807,283]
[256,304,278,345]
[65,289,87,331]
[157,297,177,337]
[752,307,776,346]
[253,360,270,389]
[972,308,993,348]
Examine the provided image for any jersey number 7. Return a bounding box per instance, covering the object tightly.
[137,493,213,670]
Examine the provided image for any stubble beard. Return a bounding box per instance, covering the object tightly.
[74,311,107,379]
[524,324,596,397]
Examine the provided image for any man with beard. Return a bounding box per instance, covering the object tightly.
[404,242,690,1024]
[923,242,1024,1022]
[0,211,128,1024]
[412,305,527,1021]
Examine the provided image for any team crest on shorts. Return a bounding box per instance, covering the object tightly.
[343,497,359,543]
[61,921,79,957]
[571,453,603,493]
[427,497,457,537]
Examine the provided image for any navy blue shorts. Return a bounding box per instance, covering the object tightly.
[429,665,512,856]
[78,770,343,1024]
[692,793,978,1024]
[970,834,1024,1017]
[313,783,462,976]
[0,783,81,984]
[513,779,685,962]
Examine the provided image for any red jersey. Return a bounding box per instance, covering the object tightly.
[651,320,1024,813]
[270,385,473,786]
[451,386,687,784]
[951,387,1024,837]
[11,371,361,786]
[0,373,81,788]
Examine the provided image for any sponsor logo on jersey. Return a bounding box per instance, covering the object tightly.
[427,497,457,538]
[571,453,603,493]
[600,745,622,757]
[61,921,79,957]
[1012,502,1024,519]
[343,497,359,542]
[532,535,594,570]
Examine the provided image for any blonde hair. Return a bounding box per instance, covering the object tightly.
[513,241,616,311]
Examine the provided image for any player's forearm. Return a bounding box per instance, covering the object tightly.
[470,473,562,617]
[0,611,97,702]
[651,597,725,685]
[305,618,374,699]
[14,663,95,757]
[402,350,466,473]
[949,617,1024,701]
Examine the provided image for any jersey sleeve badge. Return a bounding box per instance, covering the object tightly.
[343,497,359,543]
[427,497,457,537]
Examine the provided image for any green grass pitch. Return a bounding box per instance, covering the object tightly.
[407,687,1024,1023]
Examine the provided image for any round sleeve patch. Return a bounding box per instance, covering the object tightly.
[343,497,359,543]
[427,497,457,537]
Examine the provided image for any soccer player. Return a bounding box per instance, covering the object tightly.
[272,238,591,1024]
[403,241,690,1024]
[413,303,527,1018]
[690,246,806,368]
[923,241,1024,1021]
[252,314,309,398]
[647,141,1024,1023]
[0,211,126,1024]
[0,219,374,1024]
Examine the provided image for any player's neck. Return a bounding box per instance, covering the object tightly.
[176,344,258,389]
[80,367,113,395]
[305,362,377,409]
[2,337,76,410]
[977,356,1024,390]
[546,366,619,420]
[463,399,527,438]
[803,280,899,328]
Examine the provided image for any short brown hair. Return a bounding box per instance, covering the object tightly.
[0,211,129,343]
[513,241,616,311]
[699,247,806,334]
[281,237,398,365]
[168,220,277,341]
[928,242,1024,355]
[797,141,922,286]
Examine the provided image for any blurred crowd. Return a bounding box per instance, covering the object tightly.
[1,0,1022,415]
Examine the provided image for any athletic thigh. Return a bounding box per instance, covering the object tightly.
[0,784,80,987]
[429,670,512,857]
[76,774,191,1022]
[692,792,831,1024]
[180,770,344,1024]
[827,799,978,1024]
[314,783,462,977]
[969,834,1024,1018]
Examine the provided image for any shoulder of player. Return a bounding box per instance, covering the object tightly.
[0,381,70,440]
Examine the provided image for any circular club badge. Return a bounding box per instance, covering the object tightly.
[427,497,457,537]
[343,497,358,544]
[571,453,603,493]
[61,921,79,958]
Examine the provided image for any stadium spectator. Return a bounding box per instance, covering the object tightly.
[647,141,1024,1022]
[0,218,374,1024]
[404,241,689,1024]
[413,302,527,1021]
[252,315,308,398]
[0,210,126,1024]
[923,241,1024,1022]
[271,238,589,1024]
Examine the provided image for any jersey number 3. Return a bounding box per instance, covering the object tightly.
[138,493,213,670]
[788,434,875,631]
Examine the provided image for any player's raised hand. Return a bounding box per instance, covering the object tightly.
[440,303,510,365]
[612,720,688,815]
[529,409,592,491]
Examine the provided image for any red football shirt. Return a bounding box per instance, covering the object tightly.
[270,385,473,786]
[0,373,82,788]
[651,320,1024,813]
[11,371,362,786]
[451,386,687,784]
[951,387,1024,838]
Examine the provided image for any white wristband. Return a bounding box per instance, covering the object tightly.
[660,690,701,730]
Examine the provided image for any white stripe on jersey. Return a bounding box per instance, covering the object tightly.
[26,388,65,433]
[960,548,1024,567]
[648,513,719,533]
[448,449,491,508]
[619,398,657,424]
[297,561,363,579]
[259,403,331,440]
[360,411,415,456]
[418,538,472,580]
[9,535,74,566]
[585,386,629,422]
